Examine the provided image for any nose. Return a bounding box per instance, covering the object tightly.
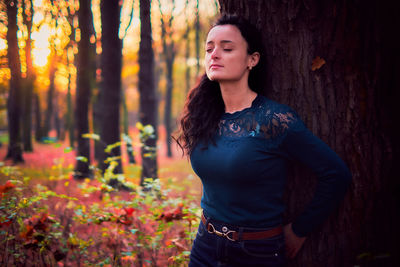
[210,47,220,59]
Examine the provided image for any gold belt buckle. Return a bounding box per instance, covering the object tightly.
[207,222,236,241]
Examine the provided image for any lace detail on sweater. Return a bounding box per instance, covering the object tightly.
[218,96,304,146]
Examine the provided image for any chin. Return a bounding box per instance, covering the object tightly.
[207,73,225,81]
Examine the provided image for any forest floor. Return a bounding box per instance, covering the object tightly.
[0,128,202,266]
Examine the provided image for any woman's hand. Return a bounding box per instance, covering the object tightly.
[283,223,306,259]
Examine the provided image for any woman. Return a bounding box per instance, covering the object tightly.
[176,14,352,266]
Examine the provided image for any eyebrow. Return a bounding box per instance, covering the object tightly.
[206,40,234,45]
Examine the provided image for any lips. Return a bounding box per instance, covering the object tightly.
[210,64,223,69]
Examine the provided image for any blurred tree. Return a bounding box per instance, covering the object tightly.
[184,0,191,94]
[194,0,200,78]
[5,0,24,163]
[66,50,75,148]
[42,1,59,139]
[99,0,123,175]
[138,0,158,185]
[158,0,176,158]
[21,0,35,152]
[121,0,136,165]
[65,2,78,149]
[33,92,42,141]
[219,0,399,266]
[43,50,56,138]
[121,89,135,164]
[74,0,96,179]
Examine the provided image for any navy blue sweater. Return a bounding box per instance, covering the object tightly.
[190,95,352,237]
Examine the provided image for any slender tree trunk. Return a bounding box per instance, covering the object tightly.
[164,56,174,158]
[92,87,102,162]
[194,0,200,77]
[158,0,176,158]
[219,1,399,266]
[99,0,123,174]
[34,92,42,141]
[121,89,135,164]
[74,0,95,179]
[43,54,56,138]
[66,54,75,148]
[5,0,24,163]
[22,0,35,152]
[184,0,191,93]
[66,6,77,149]
[54,95,62,140]
[139,0,158,185]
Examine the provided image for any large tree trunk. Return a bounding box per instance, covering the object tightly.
[22,0,35,152]
[219,0,399,266]
[5,0,24,163]
[74,0,95,179]
[99,0,123,174]
[139,0,158,185]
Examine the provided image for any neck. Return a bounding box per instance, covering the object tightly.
[219,80,257,114]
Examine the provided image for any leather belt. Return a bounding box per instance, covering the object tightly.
[201,212,283,242]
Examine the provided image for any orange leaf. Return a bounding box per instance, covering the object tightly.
[311,56,326,71]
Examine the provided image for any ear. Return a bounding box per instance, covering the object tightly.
[249,52,260,68]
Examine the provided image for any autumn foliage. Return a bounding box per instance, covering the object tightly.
[0,150,200,266]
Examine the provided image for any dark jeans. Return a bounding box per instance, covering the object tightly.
[189,215,286,267]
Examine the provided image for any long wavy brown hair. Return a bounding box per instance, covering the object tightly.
[175,14,267,155]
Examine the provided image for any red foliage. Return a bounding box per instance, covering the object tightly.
[116,207,136,225]
[0,219,12,227]
[158,203,186,222]
[0,180,16,198]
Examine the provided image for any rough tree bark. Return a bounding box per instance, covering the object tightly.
[218,0,399,266]
[139,0,158,185]
[99,0,123,174]
[74,0,95,179]
[5,0,24,163]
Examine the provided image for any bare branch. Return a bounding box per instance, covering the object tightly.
[121,0,135,40]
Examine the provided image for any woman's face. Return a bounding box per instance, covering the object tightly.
[205,24,258,83]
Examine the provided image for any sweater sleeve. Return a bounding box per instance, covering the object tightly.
[280,112,352,237]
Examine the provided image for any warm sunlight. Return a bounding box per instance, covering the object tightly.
[0,39,6,51]
[31,24,52,67]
